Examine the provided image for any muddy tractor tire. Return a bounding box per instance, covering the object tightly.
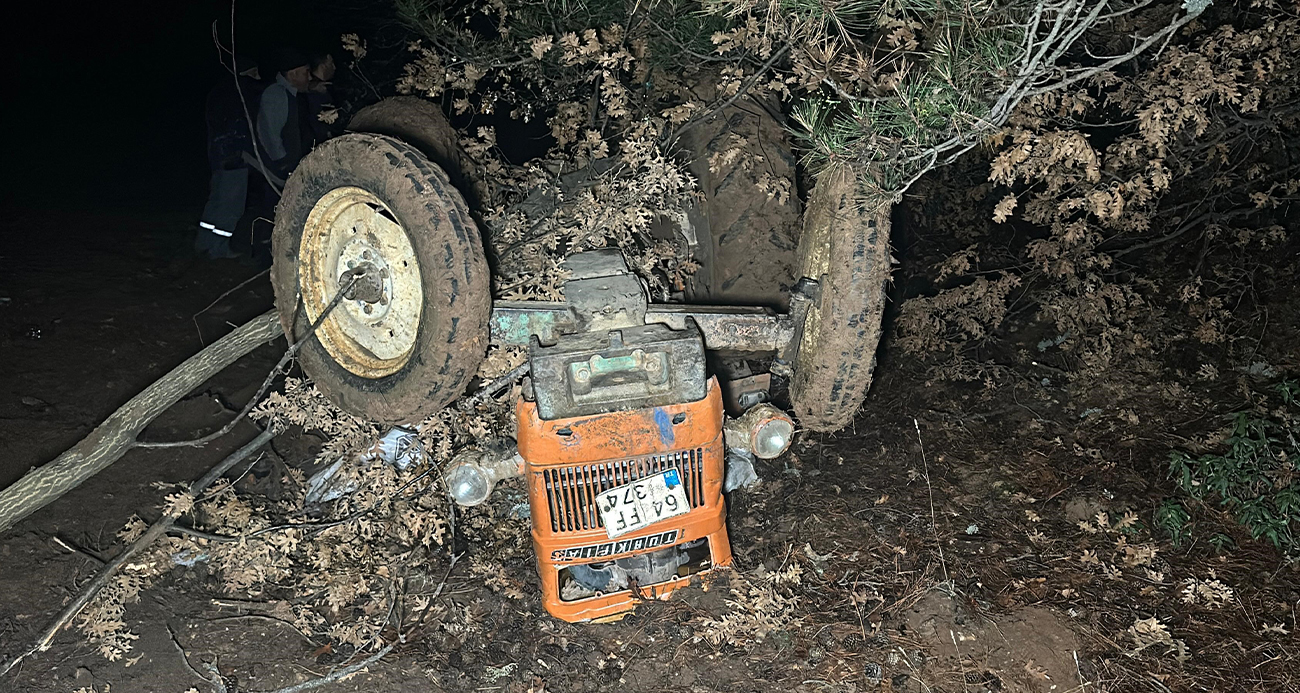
[271,133,491,424]
[348,96,490,212]
[787,165,893,433]
[676,80,890,433]
[678,86,801,310]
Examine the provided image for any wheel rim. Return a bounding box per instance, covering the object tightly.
[299,186,423,378]
[793,169,840,377]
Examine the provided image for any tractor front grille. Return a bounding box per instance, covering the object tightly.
[541,449,706,533]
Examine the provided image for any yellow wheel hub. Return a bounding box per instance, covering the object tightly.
[299,187,423,378]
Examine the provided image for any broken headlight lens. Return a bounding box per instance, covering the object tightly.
[752,416,794,459]
[444,444,524,507]
[724,403,795,460]
[446,463,491,506]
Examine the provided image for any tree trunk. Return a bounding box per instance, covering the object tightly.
[0,311,283,535]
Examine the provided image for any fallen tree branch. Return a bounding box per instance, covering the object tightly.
[0,272,363,535]
[0,312,284,535]
[138,273,358,450]
[0,428,277,678]
[262,644,393,693]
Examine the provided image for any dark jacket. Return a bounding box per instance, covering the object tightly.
[205,73,265,171]
[256,73,315,178]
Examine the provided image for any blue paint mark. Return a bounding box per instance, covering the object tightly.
[664,468,680,489]
[653,408,675,448]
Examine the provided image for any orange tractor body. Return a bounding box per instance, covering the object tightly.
[518,379,732,622]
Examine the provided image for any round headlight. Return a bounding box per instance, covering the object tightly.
[446,463,491,506]
[752,417,795,459]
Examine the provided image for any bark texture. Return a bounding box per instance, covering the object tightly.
[0,311,283,535]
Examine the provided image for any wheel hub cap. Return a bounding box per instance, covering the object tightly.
[299,187,423,378]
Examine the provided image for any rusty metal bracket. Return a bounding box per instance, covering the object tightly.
[490,302,795,353]
[489,249,808,368]
[770,277,819,378]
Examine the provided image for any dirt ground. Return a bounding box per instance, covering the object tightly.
[1,206,1297,693]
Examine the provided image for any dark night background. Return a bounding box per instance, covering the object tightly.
[3,1,348,215]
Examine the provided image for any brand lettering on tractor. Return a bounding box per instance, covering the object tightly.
[549,530,680,562]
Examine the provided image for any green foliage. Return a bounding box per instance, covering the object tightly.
[1167,381,1300,552]
[388,0,1204,199]
[1207,533,1235,553]
[1154,498,1191,548]
[773,0,1202,191]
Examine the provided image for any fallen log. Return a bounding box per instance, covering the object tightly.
[0,311,283,535]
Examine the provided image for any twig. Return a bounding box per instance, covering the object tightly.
[408,553,462,633]
[644,16,733,63]
[254,643,393,693]
[458,363,530,409]
[913,418,950,586]
[168,524,239,543]
[137,273,359,449]
[193,268,271,345]
[950,629,972,693]
[666,44,791,144]
[1074,650,1089,691]
[50,535,107,565]
[821,77,888,104]
[227,0,281,196]
[0,428,277,679]
[168,624,228,693]
[1019,8,1204,100]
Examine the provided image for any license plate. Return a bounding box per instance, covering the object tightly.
[596,469,690,539]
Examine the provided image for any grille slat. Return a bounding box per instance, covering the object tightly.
[546,469,562,531]
[583,464,597,528]
[566,468,580,531]
[690,452,702,506]
[543,449,706,533]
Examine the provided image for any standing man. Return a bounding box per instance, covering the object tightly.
[236,48,314,265]
[255,48,314,181]
[196,55,263,259]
